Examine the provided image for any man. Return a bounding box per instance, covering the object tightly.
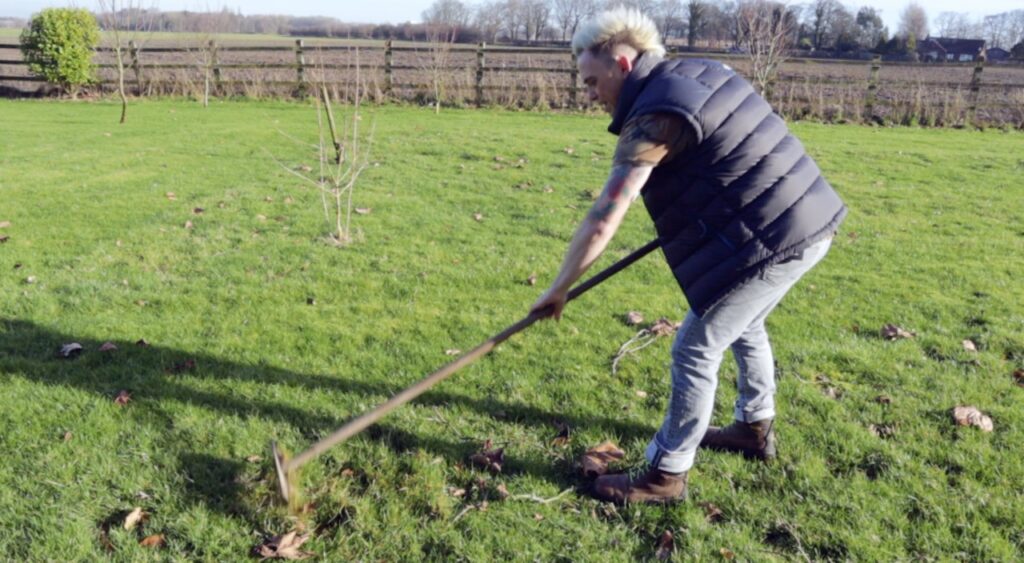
[530,8,847,504]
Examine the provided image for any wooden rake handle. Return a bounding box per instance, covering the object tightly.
[286,238,661,470]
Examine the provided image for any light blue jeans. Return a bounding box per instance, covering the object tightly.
[645,238,833,473]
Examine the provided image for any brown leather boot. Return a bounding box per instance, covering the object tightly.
[700,418,776,461]
[591,466,688,504]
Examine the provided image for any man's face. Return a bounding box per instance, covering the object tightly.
[578,50,633,115]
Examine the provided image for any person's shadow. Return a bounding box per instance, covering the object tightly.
[0,317,654,524]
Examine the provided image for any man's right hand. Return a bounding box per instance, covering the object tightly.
[530,286,569,321]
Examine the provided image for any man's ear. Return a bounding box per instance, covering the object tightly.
[615,54,634,74]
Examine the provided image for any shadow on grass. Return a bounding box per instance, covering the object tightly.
[0,318,654,518]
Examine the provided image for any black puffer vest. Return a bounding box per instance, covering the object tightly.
[610,54,847,317]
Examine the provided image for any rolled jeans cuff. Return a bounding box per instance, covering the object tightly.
[645,437,695,474]
[734,406,776,424]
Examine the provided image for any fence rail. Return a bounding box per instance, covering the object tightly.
[2,39,1023,127]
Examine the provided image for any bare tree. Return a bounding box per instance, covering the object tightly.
[654,0,684,41]
[855,7,887,49]
[422,0,472,40]
[423,24,457,113]
[934,12,977,39]
[502,0,526,41]
[554,0,596,41]
[735,0,796,95]
[523,0,553,42]
[685,0,707,47]
[97,0,155,124]
[899,2,928,40]
[475,1,505,42]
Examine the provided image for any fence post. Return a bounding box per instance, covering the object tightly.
[209,40,222,96]
[294,39,306,98]
[864,54,881,123]
[384,39,393,96]
[569,51,578,108]
[129,40,142,96]
[476,41,485,107]
[966,58,984,127]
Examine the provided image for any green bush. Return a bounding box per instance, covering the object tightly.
[19,8,100,98]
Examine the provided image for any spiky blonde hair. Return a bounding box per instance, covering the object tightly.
[571,7,666,58]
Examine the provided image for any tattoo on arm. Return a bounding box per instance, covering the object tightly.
[588,164,649,222]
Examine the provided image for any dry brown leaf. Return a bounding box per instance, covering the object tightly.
[625,311,644,326]
[445,349,461,356]
[246,455,263,463]
[533,513,544,521]
[563,146,575,155]
[25,275,37,283]
[257,531,314,560]
[472,213,484,222]
[136,339,150,347]
[962,339,977,352]
[0,235,9,244]
[139,534,165,548]
[551,422,570,447]
[869,423,898,439]
[167,359,196,374]
[701,502,725,523]
[184,220,194,229]
[469,441,504,474]
[256,214,267,221]
[114,390,132,406]
[0,221,10,228]
[340,468,356,477]
[448,487,467,498]
[298,164,312,172]
[720,547,736,560]
[494,483,510,500]
[192,207,204,215]
[63,431,73,442]
[952,406,994,432]
[580,441,625,478]
[99,342,118,352]
[1014,369,1024,387]
[635,390,648,398]
[123,507,147,531]
[355,207,372,215]
[655,530,674,560]
[542,185,554,193]
[880,324,915,340]
[875,395,893,404]
[165,192,176,201]
[649,318,682,337]
[526,273,537,286]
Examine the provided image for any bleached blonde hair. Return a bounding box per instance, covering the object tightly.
[571,6,666,59]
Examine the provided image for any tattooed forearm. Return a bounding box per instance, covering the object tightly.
[588,164,648,222]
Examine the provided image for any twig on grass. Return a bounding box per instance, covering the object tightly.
[507,488,574,505]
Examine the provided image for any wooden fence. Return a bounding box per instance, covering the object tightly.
[2,39,1023,127]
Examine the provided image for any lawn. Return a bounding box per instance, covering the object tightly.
[0,99,1022,560]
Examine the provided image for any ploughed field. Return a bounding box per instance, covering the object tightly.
[0,100,1022,560]
[2,34,1023,126]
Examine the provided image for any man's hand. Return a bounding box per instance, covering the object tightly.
[530,285,569,320]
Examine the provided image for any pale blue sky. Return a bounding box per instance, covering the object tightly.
[4,1,1022,33]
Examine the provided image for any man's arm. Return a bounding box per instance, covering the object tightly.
[530,113,690,319]
[529,163,653,319]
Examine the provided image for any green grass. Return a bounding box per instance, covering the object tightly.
[0,99,1022,560]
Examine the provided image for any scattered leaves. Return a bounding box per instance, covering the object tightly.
[114,390,132,406]
[952,406,993,432]
[123,507,147,531]
[354,207,372,215]
[526,273,537,286]
[98,341,117,352]
[448,487,467,498]
[472,213,484,222]
[139,534,165,548]
[880,324,915,340]
[650,318,682,337]
[256,532,314,560]
[59,343,83,359]
[653,530,674,560]
[551,422,570,447]
[469,441,504,474]
[580,441,625,478]
[165,192,176,201]
[720,547,736,560]
[962,339,977,352]
[625,311,644,326]
[701,502,725,523]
